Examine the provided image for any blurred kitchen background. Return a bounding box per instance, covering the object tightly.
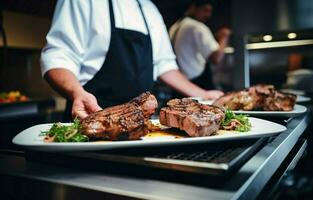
[0,0,313,199]
[1,0,313,137]
[1,0,312,134]
[1,0,313,105]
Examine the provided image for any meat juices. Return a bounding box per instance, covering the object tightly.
[213,85,296,111]
[81,92,158,140]
[159,98,225,137]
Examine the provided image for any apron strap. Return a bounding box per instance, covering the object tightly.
[136,0,151,36]
[109,0,150,36]
[108,0,115,30]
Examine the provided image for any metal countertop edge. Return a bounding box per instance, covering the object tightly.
[0,153,233,200]
[228,113,311,200]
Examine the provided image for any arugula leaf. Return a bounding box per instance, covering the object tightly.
[42,118,89,142]
[221,109,251,132]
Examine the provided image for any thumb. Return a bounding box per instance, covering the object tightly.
[74,110,89,119]
[87,101,102,113]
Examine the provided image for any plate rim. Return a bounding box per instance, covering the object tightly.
[232,104,307,116]
[12,118,286,151]
[296,95,311,103]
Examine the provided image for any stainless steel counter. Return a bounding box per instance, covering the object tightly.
[0,110,311,200]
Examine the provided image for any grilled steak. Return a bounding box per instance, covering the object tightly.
[81,92,158,140]
[213,84,296,111]
[159,98,225,137]
[264,91,296,111]
[213,90,257,111]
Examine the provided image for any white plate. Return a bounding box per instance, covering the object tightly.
[189,96,203,101]
[12,118,286,152]
[190,97,214,105]
[197,95,311,104]
[296,95,311,103]
[198,100,214,105]
[233,104,307,117]
[280,89,305,95]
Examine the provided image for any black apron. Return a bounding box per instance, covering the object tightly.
[171,16,214,93]
[63,0,154,121]
[190,62,214,90]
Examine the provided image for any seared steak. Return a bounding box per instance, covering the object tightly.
[81,92,158,140]
[159,98,225,137]
[213,90,257,111]
[264,91,296,111]
[213,84,296,111]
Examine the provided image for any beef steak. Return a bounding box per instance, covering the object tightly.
[213,84,296,111]
[264,91,296,111]
[159,98,225,137]
[81,92,158,140]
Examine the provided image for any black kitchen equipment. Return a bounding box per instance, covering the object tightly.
[25,137,268,187]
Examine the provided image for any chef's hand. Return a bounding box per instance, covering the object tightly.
[216,27,231,40]
[71,89,102,119]
[202,90,224,100]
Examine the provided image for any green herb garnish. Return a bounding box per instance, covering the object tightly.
[41,118,89,142]
[221,109,251,132]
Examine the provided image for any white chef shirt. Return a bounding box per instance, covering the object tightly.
[169,17,219,80]
[41,0,178,85]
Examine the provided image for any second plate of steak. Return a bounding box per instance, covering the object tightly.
[264,91,297,111]
[159,98,225,137]
[213,84,296,111]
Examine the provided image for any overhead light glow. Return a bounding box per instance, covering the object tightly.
[246,39,313,50]
[288,32,297,39]
[263,35,273,41]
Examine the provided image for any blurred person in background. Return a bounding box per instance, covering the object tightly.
[169,0,231,91]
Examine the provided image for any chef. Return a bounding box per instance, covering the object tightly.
[41,0,224,120]
[169,0,231,90]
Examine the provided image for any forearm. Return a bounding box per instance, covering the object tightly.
[159,70,206,97]
[44,68,84,100]
[209,37,228,65]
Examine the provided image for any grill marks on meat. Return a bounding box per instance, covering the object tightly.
[264,91,296,111]
[81,92,158,140]
[159,98,225,137]
[213,84,296,111]
[82,104,144,139]
[213,90,257,111]
[130,92,158,118]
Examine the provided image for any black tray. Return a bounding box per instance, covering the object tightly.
[25,138,268,187]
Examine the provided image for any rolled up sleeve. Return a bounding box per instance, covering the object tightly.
[40,0,89,77]
[155,58,178,80]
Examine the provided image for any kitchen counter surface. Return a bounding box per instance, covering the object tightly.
[0,108,311,200]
